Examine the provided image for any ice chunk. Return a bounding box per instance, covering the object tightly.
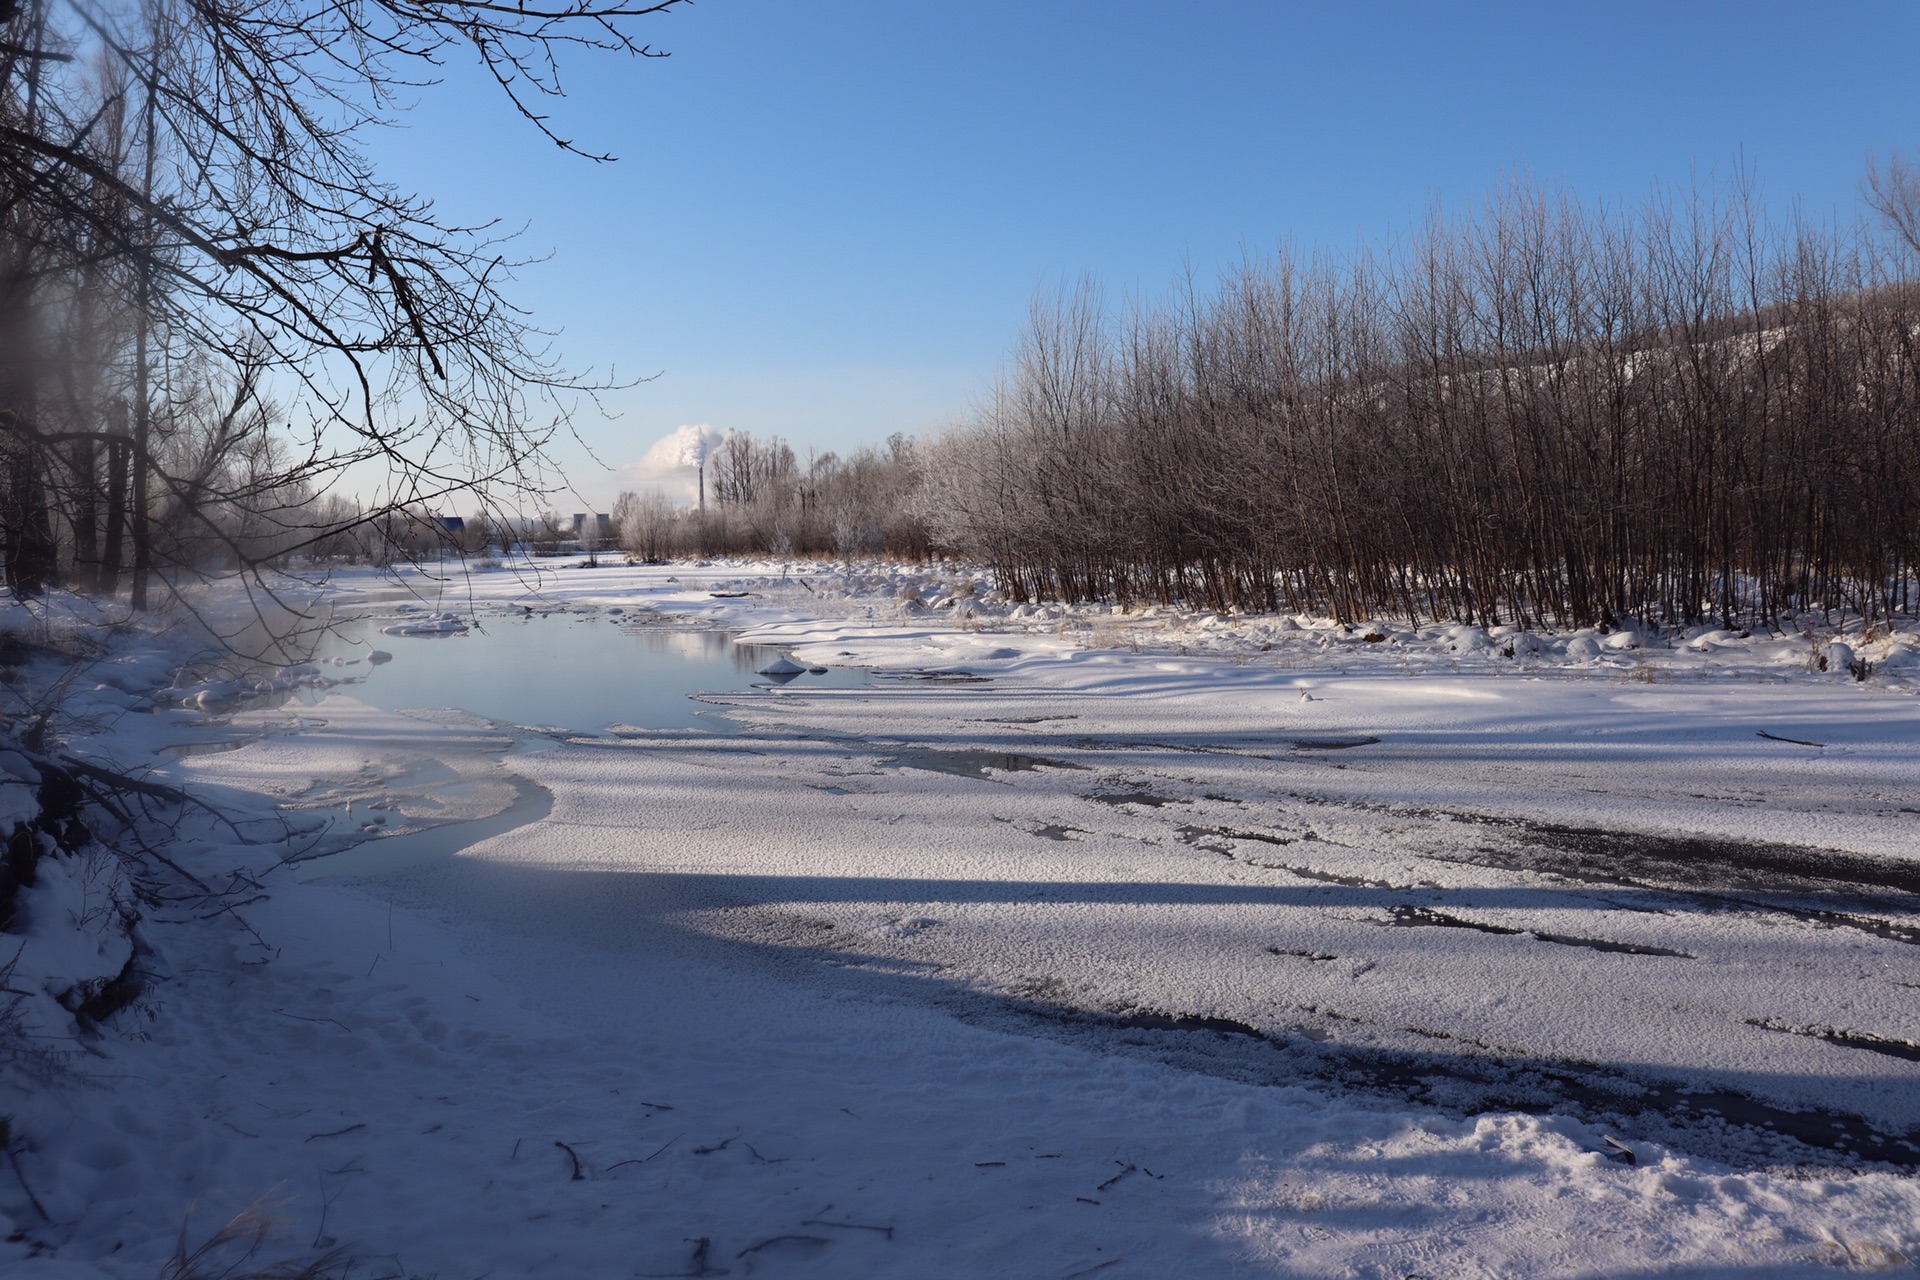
[381,613,469,636]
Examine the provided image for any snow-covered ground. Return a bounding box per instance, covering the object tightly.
[5,558,1920,1277]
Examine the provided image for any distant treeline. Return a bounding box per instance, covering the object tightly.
[614,432,928,561]
[921,178,1920,629]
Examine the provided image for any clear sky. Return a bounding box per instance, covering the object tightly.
[362,0,1920,510]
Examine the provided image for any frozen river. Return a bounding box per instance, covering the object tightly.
[261,592,1920,1175]
[84,563,1920,1277]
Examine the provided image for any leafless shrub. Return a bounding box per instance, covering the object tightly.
[928,175,1920,633]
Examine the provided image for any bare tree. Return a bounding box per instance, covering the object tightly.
[2,0,689,610]
[926,174,1920,632]
[1867,152,1920,259]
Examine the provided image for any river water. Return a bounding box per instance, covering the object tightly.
[311,609,870,735]
[288,610,871,880]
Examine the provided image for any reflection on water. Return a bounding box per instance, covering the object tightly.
[309,613,870,734]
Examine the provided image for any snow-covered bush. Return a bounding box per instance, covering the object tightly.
[1564,635,1602,662]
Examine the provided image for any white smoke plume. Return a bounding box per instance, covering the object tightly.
[614,424,730,500]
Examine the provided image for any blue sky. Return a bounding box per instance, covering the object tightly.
[365,1,1920,509]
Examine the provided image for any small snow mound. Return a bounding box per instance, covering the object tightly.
[883,915,941,938]
[756,656,807,676]
[192,683,241,711]
[0,748,39,784]
[1565,635,1601,662]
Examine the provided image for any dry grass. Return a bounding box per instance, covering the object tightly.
[159,1203,350,1280]
[1087,621,1141,651]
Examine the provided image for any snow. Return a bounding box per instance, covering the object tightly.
[378,611,470,637]
[4,558,1920,1276]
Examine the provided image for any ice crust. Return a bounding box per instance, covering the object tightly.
[3,559,1919,1276]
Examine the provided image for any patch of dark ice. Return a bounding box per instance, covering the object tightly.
[1383,905,1695,957]
[882,748,1086,779]
[1748,1019,1920,1063]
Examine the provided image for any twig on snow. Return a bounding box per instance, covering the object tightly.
[736,1234,829,1259]
[1757,729,1826,747]
[274,1007,352,1033]
[607,1132,682,1171]
[5,1144,49,1222]
[313,1169,349,1248]
[554,1139,586,1180]
[801,1218,893,1239]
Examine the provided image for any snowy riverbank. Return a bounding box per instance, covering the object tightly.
[5,559,1920,1276]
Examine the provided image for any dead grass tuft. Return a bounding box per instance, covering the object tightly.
[159,1202,351,1280]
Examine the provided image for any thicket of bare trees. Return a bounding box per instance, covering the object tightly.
[614,430,929,559]
[925,179,1920,630]
[2,0,683,607]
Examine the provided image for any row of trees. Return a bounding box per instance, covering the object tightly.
[923,175,1920,630]
[2,0,681,608]
[613,430,929,560]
